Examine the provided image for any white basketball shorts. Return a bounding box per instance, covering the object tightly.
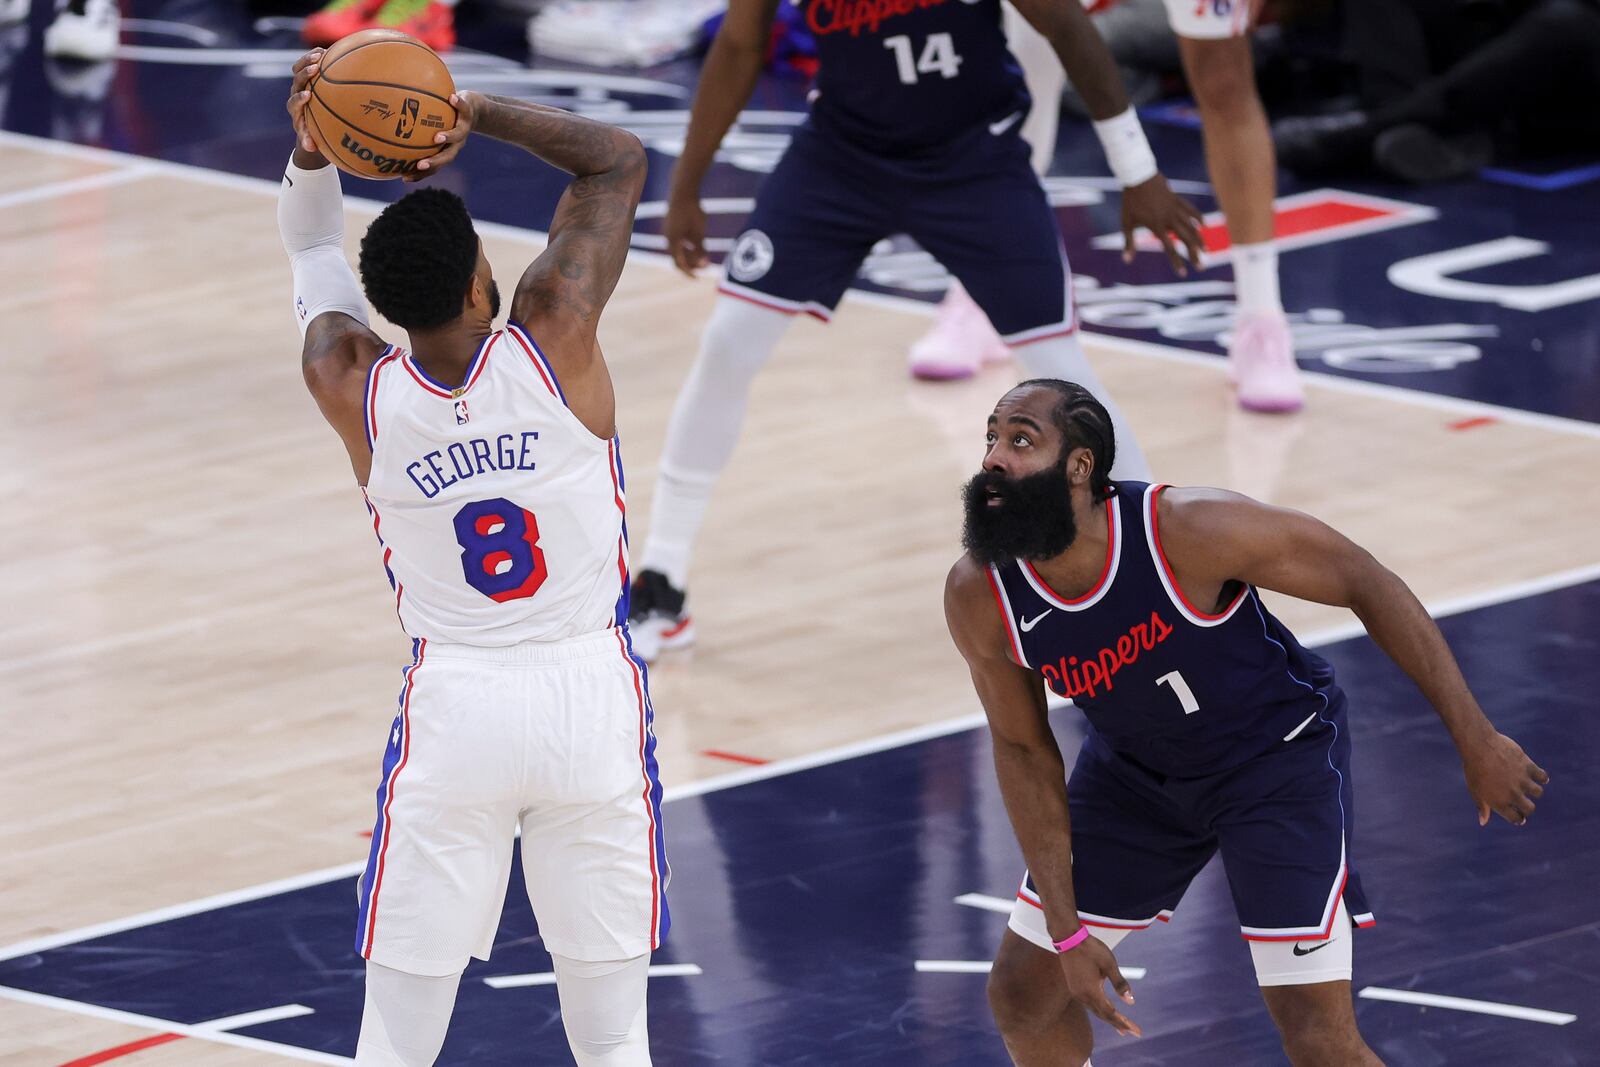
[1085,0,1253,39]
[354,629,669,977]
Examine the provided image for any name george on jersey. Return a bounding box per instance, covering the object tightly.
[405,431,541,500]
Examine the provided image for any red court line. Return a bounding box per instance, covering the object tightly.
[1448,416,1499,431]
[702,749,769,766]
[57,1033,184,1067]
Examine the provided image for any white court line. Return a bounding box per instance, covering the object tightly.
[954,893,1015,915]
[916,961,1148,980]
[484,964,702,989]
[0,166,150,211]
[1359,986,1576,1025]
[3,128,1599,444]
[0,988,348,1064]
[196,1004,315,1032]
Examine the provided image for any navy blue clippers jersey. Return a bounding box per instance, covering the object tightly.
[800,0,1032,153]
[986,481,1341,777]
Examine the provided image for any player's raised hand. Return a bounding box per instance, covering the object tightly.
[410,91,478,182]
[1058,934,1142,1039]
[663,195,710,277]
[286,48,325,155]
[1461,730,1549,826]
[1119,174,1206,277]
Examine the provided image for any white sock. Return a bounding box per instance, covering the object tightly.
[640,295,792,589]
[1231,240,1282,316]
[552,953,653,1066]
[355,962,462,1067]
[1013,334,1153,481]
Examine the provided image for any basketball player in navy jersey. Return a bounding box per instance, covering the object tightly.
[628,0,1206,659]
[280,52,663,1066]
[946,380,1548,1065]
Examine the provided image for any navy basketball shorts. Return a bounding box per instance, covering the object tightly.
[1009,691,1376,986]
[719,120,1075,344]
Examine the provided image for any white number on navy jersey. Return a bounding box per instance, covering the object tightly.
[883,32,965,86]
[1156,670,1201,715]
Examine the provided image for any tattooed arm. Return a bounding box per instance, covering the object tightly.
[467,93,647,439]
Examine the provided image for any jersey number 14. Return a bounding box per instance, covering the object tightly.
[453,497,548,603]
[883,33,964,85]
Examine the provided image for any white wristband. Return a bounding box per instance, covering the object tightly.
[1092,108,1158,188]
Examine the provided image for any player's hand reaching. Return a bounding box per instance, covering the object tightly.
[286,48,324,156]
[1461,730,1548,826]
[664,195,710,277]
[1057,933,1142,1039]
[409,91,479,182]
[1119,174,1205,277]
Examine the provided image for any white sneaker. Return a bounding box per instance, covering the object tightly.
[44,0,118,61]
[626,569,694,663]
[0,0,30,26]
[909,281,1012,381]
[1227,311,1304,414]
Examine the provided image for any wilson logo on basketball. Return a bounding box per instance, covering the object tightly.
[339,133,420,175]
[396,98,420,140]
[1038,610,1175,700]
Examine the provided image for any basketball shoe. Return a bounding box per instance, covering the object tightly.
[302,0,383,47]
[627,569,694,662]
[373,0,455,52]
[909,281,1011,380]
[1227,310,1304,413]
[43,0,118,61]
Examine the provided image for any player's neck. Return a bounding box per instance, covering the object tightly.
[1027,496,1111,598]
[406,321,494,391]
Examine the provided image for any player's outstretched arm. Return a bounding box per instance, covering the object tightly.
[282,49,390,482]
[664,0,780,275]
[1008,0,1204,274]
[459,93,647,440]
[1156,488,1550,827]
[945,556,1140,1038]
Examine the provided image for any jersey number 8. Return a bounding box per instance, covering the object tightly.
[453,497,549,603]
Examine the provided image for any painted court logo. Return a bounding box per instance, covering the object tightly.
[728,229,775,282]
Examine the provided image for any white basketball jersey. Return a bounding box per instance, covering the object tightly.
[361,322,626,646]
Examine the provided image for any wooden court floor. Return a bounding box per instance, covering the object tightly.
[4,137,1599,1064]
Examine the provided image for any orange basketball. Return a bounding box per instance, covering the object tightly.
[305,29,457,181]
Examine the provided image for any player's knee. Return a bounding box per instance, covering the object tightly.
[1265,985,1367,1066]
[697,296,786,380]
[1182,41,1260,115]
[986,948,1067,1035]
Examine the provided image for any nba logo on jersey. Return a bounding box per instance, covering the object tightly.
[454,398,470,425]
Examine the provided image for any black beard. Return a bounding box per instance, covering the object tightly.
[961,458,1079,565]
[488,279,502,321]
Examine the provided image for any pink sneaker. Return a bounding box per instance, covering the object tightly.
[1228,311,1304,413]
[910,281,1011,381]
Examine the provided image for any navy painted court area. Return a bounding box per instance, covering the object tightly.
[4,580,1593,1065]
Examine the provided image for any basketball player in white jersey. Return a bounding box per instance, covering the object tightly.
[278,51,663,1066]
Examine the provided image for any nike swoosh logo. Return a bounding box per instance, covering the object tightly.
[988,112,1022,136]
[284,174,294,187]
[1020,609,1053,632]
[1292,940,1334,956]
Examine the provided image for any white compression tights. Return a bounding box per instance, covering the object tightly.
[353,956,651,1066]
[640,296,1153,588]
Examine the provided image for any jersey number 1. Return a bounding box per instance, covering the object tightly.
[453,497,548,603]
[883,33,964,85]
[1156,670,1201,715]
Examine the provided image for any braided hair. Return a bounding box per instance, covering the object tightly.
[1017,379,1118,500]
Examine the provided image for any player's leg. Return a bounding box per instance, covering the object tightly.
[632,127,891,657]
[517,640,669,1064]
[987,928,1099,1066]
[355,963,463,1067]
[1168,9,1304,414]
[907,133,1153,480]
[1253,906,1383,1066]
[909,2,1063,381]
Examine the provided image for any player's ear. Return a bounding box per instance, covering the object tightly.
[1068,445,1094,486]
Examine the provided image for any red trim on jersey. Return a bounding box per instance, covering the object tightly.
[1023,502,1116,605]
[717,283,831,322]
[1354,915,1377,928]
[1078,915,1157,930]
[1148,485,1248,622]
[362,639,425,958]
[365,349,396,447]
[504,321,563,400]
[614,628,662,947]
[363,490,406,623]
[1015,892,1044,911]
[1240,872,1349,942]
[985,567,1029,666]
[400,355,454,398]
[607,440,628,591]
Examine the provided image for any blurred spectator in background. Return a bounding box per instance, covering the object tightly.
[1274,0,1600,183]
[0,0,120,60]
[303,0,456,51]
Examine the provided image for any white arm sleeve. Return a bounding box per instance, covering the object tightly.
[278,155,370,337]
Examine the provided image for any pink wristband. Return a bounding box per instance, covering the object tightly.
[1052,927,1091,954]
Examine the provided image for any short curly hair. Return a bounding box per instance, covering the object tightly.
[358,188,479,331]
